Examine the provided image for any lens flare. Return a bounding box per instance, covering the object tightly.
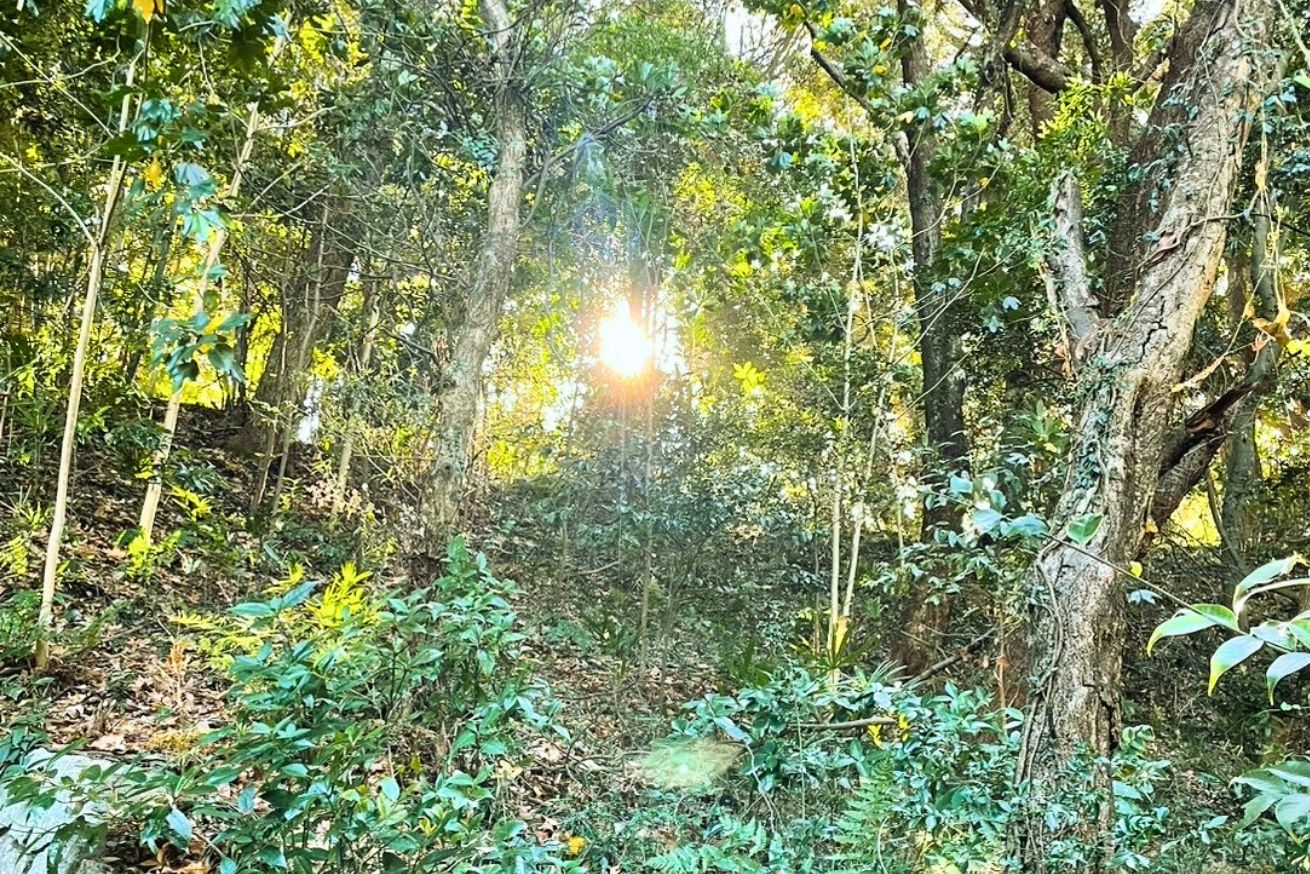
[598,300,651,377]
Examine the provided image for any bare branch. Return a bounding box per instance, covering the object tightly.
[1004,41,1074,92]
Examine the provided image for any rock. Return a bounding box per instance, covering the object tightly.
[0,749,113,874]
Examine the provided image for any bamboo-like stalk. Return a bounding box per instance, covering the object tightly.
[137,105,261,543]
[35,58,139,671]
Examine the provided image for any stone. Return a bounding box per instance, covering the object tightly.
[0,748,113,874]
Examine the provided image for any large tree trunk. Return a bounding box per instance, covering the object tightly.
[416,0,526,544]
[1014,2,1272,866]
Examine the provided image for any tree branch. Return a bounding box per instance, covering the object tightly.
[1004,41,1074,92]
[803,21,880,118]
[1043,172,1101,355]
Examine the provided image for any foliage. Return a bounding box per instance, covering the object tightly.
[0,540,578,872]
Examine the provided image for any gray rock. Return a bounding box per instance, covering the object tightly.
[0,749,113,874]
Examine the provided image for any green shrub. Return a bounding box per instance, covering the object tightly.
[1,539,579,873]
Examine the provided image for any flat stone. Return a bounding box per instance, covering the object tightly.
[0,749,113,874]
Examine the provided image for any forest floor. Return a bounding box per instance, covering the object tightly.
[0,406,774,869]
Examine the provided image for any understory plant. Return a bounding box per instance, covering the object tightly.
[0,539,578,872]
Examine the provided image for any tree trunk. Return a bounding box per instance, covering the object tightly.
[896,0,971,671]
[35,67,136,672]
[416,0,526,544]
[1014,2,1272,866]
[139,106,260,544]
[1222,211,1281,563]
[237,212,352,458]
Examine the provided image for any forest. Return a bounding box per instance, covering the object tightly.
[0,0,1308,870]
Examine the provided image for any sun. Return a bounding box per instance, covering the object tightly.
[598,300,651,378]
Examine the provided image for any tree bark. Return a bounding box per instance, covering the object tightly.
[236,211,352,458]
[896,0,971,671]
[36,64,136,671]
[1222,212,1281,563]
[1014,2,1272,866]
[416,0,527,544]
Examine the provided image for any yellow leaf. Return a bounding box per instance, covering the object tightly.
[143,158,165,190]
[566,836,587,856]
[1144,518,1159,535]
[1129,561,1143,578]
[133,0,162,22]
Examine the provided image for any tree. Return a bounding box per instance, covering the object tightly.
[416,0,528,541]
[1013,2,1276,865]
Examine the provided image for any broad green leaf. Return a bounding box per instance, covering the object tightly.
[1252,621,1296,650]
[1266,653,1310,701]
[166,807,192,844]
[1005,513,1048,537]
[1290,619,1310,650]
[230,601,274,618]
[1274,792,1310,835]
[1067,514,1101,546]
[1238,556,1301,593]
[1147,605,1233,654]
[1209,635,1264,694]
[1235,556,1304,614]
[379,777,400,802]
[970,507,1002,535]
[1269,760,1310,789]
[1238,791,1278,828]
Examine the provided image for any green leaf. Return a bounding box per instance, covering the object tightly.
[1209,635,1264,694]
[379,777,400,802]
[1266,653,1310,701]
[1274,793,1310,835]
[84,0,115,21]
[1269,760,1310,789]
[948,474,972,495]
[1238,791,1278,828]
[970,507,1002,535]
[1147,605,1232,654]
[1067,514,1101,546]
[218,861,237,874]
[1238,556,1301,593]
[230,601,275,618]
[166,807,192,844]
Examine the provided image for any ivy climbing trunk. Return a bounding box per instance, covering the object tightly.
[1014,1,1273,867]
[417,0,526,543]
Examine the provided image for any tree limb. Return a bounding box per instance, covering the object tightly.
[1004,41,1074,92]
[1044,172,1101,355]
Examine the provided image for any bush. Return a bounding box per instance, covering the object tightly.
[1,539,580,873]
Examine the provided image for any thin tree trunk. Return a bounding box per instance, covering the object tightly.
[1014,3,1272,866]
[418,0,527,543]
[333,272,381,513]
[35,62,137,671]
[897,0,970,670]
[1222,210,1281,563]
[138,106,260,543]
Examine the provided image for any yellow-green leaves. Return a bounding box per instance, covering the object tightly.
[1233,555,1306,618]
[133,0,162,23]
[1147,604,1237,654]
[1267,653,1310,702]
[1208,635,1264,694]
